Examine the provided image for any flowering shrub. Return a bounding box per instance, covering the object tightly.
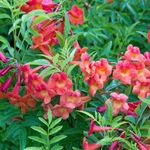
[0,0,150,149]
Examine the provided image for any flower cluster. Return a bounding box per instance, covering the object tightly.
[70,53,112,96]
[113,44,150,98]
[0,1,88,119]
[30,18,64,55]
[97,92,141,117]
[21,64,91,119]
[21,0,58,13]
[21,0,84,57]
[0,53,37,112]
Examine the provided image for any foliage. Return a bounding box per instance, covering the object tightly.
[0,0,150,150]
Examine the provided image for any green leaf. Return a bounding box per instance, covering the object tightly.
[112,121,127,129]
[0,14,11,19]
[125,116,136,124]
[64,12,70,37]
[140,96,150,104]
[126,3,137,16]
[49,135,66,145]
[49,126,62,135]
[112,116,122,126]
[72,147,82,150]
[124,85,132,96]
[31,12,58,26]
[24,147,43,150]
[101,41,112,57]
[56,31,65,47]
[8,19,21,35]
[77,110,94,119]
[97,137,112,145]
[31,126,47,136]
[51,144,63,150]
[38,117,49,126]
[49,118,62,129]
[29,59,50,66]
[19,128,27,150]
[29,136,46,145]
[0,36,10,48]
[104,101,113,124]
[48,108,52,125]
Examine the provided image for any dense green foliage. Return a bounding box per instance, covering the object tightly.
[0,0,150,150]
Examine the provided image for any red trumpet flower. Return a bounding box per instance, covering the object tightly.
[83,137,101,150]
[68,5,84,25]
[0,65,13,76]
[0,51,7,63]
[48,72,72,95]
[88,120,112,136]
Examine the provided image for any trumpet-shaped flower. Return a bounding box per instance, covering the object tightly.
[88,74,104,96]
[123,44,145,62]
[68,5,84,25]
[20,63,31,83]
[126,101,141,117]
[0,52,7,63]
[0,65,13,76]
[48,72,72,95]
[30,34,52,56]
[21,0,42,13]
[73,42,88,61]
[0,73,15,92]
[113,61,136,84]
[131,132,150,150]
[144,52,150,68]
[52,104,73,119]
[35,83,56,104]
[70,53,91,81]
[88,120,112,136]
[92,58,112,80]
[60,90,91,109]
[41,0,57,12]
[83,137,101,150]
[148,26,150,43]
[109,132,125,150]
[132,81,150,98]
[108,92,129,116]
[31,19,64,53]
[133,62,150,82]
[7,72,36,113]
[21,0,57,13]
